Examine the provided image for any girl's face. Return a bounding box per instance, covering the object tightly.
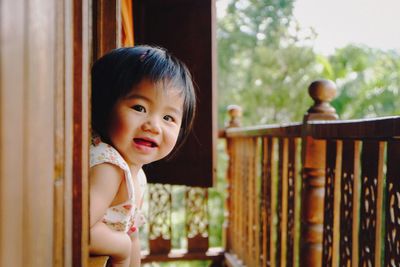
[107,79,184,170]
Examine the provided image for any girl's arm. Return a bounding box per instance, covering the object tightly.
[89,163,122,226]
[90,221,131,266]
[89,163,131,265]
[129,234,141,267]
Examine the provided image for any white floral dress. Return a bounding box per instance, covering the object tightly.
[90,135,147,235]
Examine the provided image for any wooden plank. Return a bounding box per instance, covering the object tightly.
[292,138,302,267]
[88,256,108,267]
[224,139,232,251]
[247,139,254,266]
[384,140,400,266]
[0,0,25,265]
[24,0,56,266]
[226,123,302,138]
[231,139,240,255]
[229,139,237,254]
[351,141,361,267]
[308,116,400,140]
[1,0,59,265]
[238,139,246,262]
[270,138,278,267]
[373,142,385,267]
[72,0,91,265]
[92,0,120,60]
[53,1,66,266]
[64,0,74,265]
[261,137,271,267]
[134,0,216,187]
[253,138,261,267]
[54,180,65,267]
[249,137,259,267]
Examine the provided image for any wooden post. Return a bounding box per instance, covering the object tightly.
[300,80,338,267]
[224,105,242,251]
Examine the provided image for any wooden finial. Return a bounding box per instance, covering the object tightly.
[227,105,242,128]
[306,80,338,120]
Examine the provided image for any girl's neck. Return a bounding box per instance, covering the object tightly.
[129,164,143,178]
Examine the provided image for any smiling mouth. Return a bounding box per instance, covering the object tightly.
[133,138,158,148]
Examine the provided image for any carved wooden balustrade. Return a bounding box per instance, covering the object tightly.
[140,184,224,264]
[309,116,400,267]
[223,80,400,267]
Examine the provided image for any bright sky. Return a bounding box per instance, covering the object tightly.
[293,0,400,54]
[217,0,400,55]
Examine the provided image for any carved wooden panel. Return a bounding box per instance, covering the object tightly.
[186,187,209,252]
[246,137,259,267]
[384,140,400,267]
[359,141,384,267]
[277,138,287,267]
[286,138,296,267]
[149,183,172,254]
[261,137,273,267]
[339,140,359,267]
[322,140,338,267]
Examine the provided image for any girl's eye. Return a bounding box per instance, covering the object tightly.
[163,115,175,122]
[132,105,146,113]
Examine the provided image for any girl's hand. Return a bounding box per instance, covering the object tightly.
[90,221,131,266]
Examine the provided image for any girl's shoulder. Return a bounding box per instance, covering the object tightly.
[90,135,129,172]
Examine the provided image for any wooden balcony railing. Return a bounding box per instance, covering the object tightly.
[223,80,400,267]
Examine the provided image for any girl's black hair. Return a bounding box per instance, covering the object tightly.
[91,45,196,151]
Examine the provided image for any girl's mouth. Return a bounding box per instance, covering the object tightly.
[133,138,158,148]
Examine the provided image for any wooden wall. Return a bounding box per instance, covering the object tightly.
[134,0,217,187]
[1,0,214,265]
[0,0,92,266]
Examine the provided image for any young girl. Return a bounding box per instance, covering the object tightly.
[89,46,196,267]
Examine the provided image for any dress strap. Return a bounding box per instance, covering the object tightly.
[90,139,134,200]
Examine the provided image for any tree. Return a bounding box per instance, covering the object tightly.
[218,0,400,125]
[218,0,319,126]
[315,45,400,119]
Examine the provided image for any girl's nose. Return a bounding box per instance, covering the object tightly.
[142,118,161,134]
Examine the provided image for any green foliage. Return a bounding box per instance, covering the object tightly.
[218,0,400,126]
[321,45,400,119]
[218,0,318,126]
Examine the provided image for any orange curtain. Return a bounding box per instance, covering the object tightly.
[121,0,134,46]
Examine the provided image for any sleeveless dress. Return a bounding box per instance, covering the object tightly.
[90,135,147,235]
